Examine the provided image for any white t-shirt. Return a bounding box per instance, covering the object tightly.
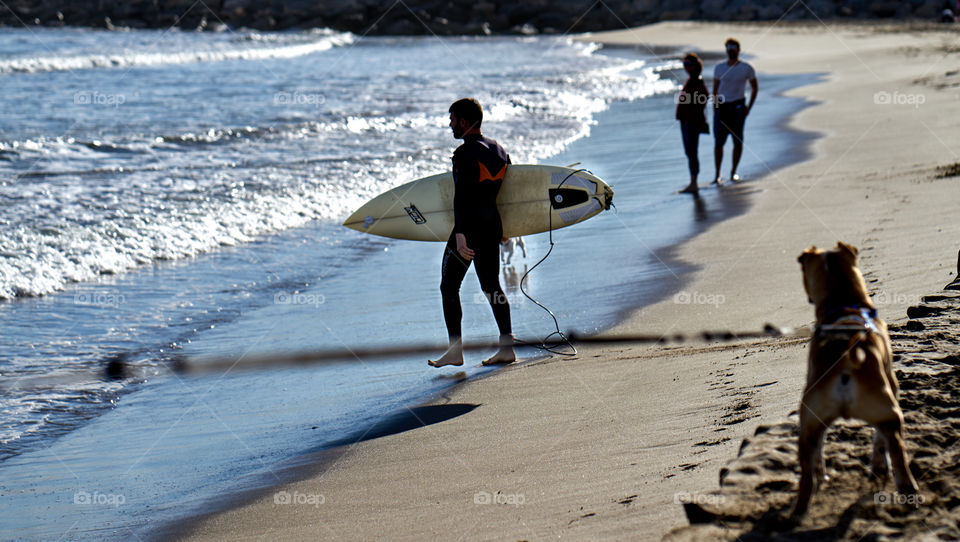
[714,60,756,103]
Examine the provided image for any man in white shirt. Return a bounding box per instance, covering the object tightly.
[712,38,758,184]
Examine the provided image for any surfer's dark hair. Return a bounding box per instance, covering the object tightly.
[725,38,740,49]
[449,98,483,127]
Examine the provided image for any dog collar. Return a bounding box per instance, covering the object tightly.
[815,306,879,337]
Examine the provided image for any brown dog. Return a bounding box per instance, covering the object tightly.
[792,241,918,518]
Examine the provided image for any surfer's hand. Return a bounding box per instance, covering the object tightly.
[455,233,474,260]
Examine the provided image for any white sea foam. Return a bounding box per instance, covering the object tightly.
[0,33,680,456]
[0,36,676,302]
[0,29,352,73]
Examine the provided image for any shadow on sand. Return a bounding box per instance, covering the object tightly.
[322,403,479,449]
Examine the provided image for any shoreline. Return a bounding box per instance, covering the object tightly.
[175,20,957,541]
[591,20,959,538]
[8,20,957,540]
[548,69,823,333]
[1,38,762,541]
[167,26,835,541]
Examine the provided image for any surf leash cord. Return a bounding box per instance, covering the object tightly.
[515,168,594,357]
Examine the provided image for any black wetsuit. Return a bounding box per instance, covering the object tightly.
[440,133,512,340]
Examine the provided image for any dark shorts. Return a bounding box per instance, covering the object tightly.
[714,99,747,146]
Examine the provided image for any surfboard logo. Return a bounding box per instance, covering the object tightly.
[404,204,427,225]
[548,188,589,210]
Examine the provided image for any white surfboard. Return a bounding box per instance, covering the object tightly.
[342,164,614,242]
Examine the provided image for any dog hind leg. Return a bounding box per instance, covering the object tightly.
[792,409,829,519]
[870,428,890,481]
[815,428,829,485]
[877,419,919,495]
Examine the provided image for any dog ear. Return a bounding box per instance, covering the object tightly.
[836,241,859,259]
[797,246,818,264]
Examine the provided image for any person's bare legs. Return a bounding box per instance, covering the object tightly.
[731,143,743,181]
[680,174,698,194]
[713,145,723,184]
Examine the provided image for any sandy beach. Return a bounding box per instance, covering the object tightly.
[174,21,960,541]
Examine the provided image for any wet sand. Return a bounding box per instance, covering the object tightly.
[174,21,960,541]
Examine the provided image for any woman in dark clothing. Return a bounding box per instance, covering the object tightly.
[676,53,709,194]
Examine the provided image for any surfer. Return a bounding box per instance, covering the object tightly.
[429,98,516,368]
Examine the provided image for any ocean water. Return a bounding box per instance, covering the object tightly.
[0,26,817,540]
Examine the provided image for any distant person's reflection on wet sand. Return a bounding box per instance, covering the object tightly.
[692,193,708,222]
[502,264,528,291]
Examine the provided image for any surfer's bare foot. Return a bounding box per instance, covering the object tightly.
[679,184,698,194]
[711,176,723,185]
[428,340,463,368]
[482,334,516,366]
[482,348,516,365]
[730,173,741,182]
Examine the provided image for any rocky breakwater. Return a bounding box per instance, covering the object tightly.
[0,0,957,35]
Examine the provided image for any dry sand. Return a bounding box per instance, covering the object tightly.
[665,291,960,541]
[174,21,960,541]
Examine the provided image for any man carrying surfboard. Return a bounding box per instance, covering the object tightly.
[429,98,516,368]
